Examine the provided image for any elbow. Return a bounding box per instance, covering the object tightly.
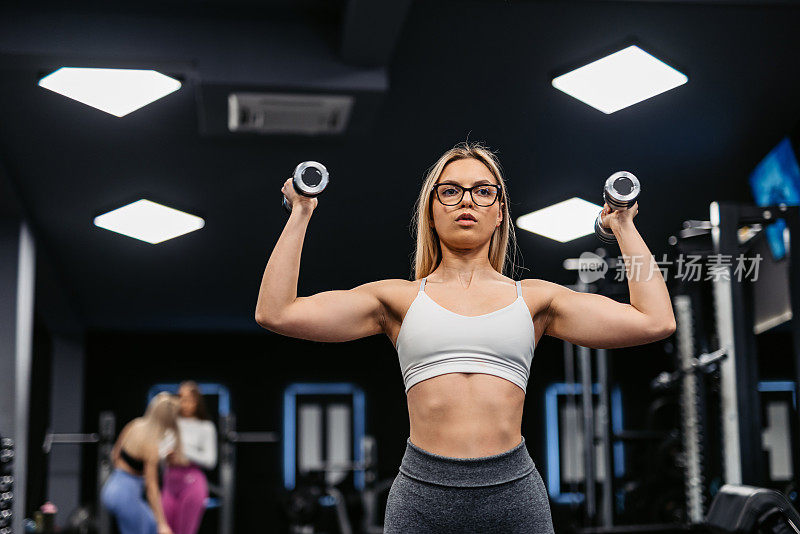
[664,315,677,337]
[660,322,677,340]
[649,318,676,341]
[256,299,298,330]
[255,303,292,330]
[255,311,280,330]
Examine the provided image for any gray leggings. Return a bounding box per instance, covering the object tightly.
[384,436,555,534]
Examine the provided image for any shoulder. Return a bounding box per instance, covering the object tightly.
[520,278,569,296]
[519,279,576,335]
[359,279,422,327]
[126,418,144,434]
[116,421,135,443]
[520,278,575,311]
[353,278,418,302]
[356,278,416,291]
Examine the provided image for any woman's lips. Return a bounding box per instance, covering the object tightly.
[456,219,477,225]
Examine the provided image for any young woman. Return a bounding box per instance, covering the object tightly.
[162,381,217,534]
[255,142,676,533]
[101,392,180,534]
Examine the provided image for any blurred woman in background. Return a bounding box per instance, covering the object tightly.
[101,392,180,534]
[162,381,217,534]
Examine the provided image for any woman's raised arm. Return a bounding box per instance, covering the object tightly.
[260,282,387,342]
[254,192,388,343]
[537,202,676,349]
[537,281,675,349]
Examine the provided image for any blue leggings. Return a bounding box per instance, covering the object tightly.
[101,469,157,534]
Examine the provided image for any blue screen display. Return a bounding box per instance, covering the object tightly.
[748,137,800,261]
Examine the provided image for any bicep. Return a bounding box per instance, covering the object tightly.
[257,281,385,342]
[543,283,668,349]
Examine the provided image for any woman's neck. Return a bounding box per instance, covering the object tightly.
[429,265,498,289]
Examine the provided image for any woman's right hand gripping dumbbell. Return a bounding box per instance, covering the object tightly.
[281,160,329,214]
[282,177,318,214]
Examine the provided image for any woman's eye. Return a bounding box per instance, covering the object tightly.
[476,188,491,196]
[442,187,459,196]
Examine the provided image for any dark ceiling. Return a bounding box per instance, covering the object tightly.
[1,0,799,333]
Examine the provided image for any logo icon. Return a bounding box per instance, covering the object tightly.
[577,251,608,283]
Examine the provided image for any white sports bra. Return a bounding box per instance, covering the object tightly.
[395,277,536,394]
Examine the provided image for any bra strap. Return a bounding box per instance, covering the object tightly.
[515,280,522,297]
[419,277,427,292]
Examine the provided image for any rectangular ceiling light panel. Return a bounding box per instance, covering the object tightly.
[516,197,602,243]
[38,68,181,117]
[94,199,204,244]
[552,45,688,114]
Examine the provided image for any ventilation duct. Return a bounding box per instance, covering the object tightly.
[227,92,354,135]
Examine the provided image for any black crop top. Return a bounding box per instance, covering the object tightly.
[120,448,145,474]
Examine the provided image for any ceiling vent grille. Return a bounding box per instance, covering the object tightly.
[227,92,353,135]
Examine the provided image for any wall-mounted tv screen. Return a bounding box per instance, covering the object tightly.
[748,136,800,261]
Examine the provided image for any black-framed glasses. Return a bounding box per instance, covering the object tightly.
[432,183,502,207]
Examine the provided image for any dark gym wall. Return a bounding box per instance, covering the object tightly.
[0,217,20,437]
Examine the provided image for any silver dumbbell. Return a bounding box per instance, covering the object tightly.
[282,161,330,214]
[594,171,640,244]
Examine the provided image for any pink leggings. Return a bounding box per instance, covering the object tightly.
[161,465,208,534]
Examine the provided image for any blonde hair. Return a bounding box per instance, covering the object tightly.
[141,391,181,450]
[410,141,522,280]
